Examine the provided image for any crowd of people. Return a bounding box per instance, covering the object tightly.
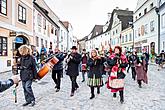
[2,44,164,106]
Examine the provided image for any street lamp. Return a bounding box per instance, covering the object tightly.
[155,7,160,54]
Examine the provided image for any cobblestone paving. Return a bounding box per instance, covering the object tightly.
[0,65,165,110]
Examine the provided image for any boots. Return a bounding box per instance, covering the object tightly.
[138,80,142,88]
[90,93,95,99]
[90,87,95,99]
[97,87,100,94]
[119,91,124,104]
[113,93,117,98]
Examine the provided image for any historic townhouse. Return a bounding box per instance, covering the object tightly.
[58,21,68,52]
[0,0,33,72]
[33,0,59,53]
[107,8,133,49]
[159,0,165,51]
[133,0,158,54]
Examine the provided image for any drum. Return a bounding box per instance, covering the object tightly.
[37,64,50,79]
[82,64,87,71]
[49,56,59,66]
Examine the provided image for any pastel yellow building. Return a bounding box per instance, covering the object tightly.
[0,0,33,72]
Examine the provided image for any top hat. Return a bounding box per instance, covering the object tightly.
[71,46,77,50]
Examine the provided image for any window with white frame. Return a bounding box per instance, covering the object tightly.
[37,13,42,32]
[163,41,165,50]
[45,40,47,48]
[36,36,39,47]
[43,18,46,30]
[0,37,7,56]
[18,5,26,24]
[125,35,128,42]
[150,20,155,32]
[144,24,148,34]
[0,0,7,15]
[129,33,132,41]
[161,13,165,28]
[122,36,124,43]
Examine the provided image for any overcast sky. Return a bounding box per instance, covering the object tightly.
[45,0,137,39]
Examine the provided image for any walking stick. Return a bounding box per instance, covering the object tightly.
[13,84,18,103]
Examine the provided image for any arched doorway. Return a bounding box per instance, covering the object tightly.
[14,35,29,50]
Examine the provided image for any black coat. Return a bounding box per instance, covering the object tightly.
[87,58,103,78]
[66,53,81,77]
[19,55,37,81]
[53,52,65,70]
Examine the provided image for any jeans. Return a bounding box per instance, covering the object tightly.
[22,80,35,103]
[52,70,63,89]
[69,76,79,93]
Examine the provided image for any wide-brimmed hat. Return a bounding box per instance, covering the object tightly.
[71,46,77,50]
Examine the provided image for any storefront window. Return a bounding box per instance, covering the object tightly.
[0,37,7,56]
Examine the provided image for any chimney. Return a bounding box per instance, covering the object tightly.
[116,7,119,10]
[126,8,129,11]
[107,13,111,21]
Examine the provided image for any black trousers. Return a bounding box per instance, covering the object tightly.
[69,76,79,93]
[131,67,136,80]
[52,69,63,89]
[127,63,131,72]
[22,80,35,103]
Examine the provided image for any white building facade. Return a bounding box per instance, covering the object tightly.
[133,0,159,54]
[33,0,60,53]
[159,0,165,51]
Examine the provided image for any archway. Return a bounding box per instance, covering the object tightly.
[14,35,29,50]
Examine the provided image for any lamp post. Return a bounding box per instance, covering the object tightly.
[155,7,160,54]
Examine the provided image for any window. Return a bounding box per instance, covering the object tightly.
[139,13,141,17]
[125,35,128,42]
[163,41,165,50]
[51,25,54,34]
[41,38,43,46]
[150,20,155,32]
[138,28,141,36]
[45,40,47,48]
[37,13,41,32]
[36,36,39,47]
[162,14,165,28]
[37,13,41,27]
[144,24,148,34]
[43,18,46,30]
[129,33,132,41]
[18,5,26,24]
[135,16,137,20]
[150,3,153,9]
[0,37,7,56]
[122,36,124,43]
[113,31,115,35]
[0,0,7,15]
[144,8,147,14]
[55,29,57,35]
[116,29,118,34]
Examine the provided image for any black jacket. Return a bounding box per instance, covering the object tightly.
[66,53,81,77]
[53,52,65,70]
[0,79,14,92]
[87,58,103,78]
[19,55,37,81]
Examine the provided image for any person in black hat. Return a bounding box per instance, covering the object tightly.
[66,46,81,97]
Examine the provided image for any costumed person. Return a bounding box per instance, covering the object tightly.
[135,55,148,88]
[81,49,88,82]
[66,46,81,97]
[87,49,103,99]
[52,48,65,92]
[107,46,128,104]
[126,51,131,73]
[129,49,138,80]
[0,75,20,93]
[157,50,165,70]
[18,45,37,106]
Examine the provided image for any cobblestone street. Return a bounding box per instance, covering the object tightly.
[0,65,165,110]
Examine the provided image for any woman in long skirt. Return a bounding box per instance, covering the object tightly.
[87,49,103,99]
